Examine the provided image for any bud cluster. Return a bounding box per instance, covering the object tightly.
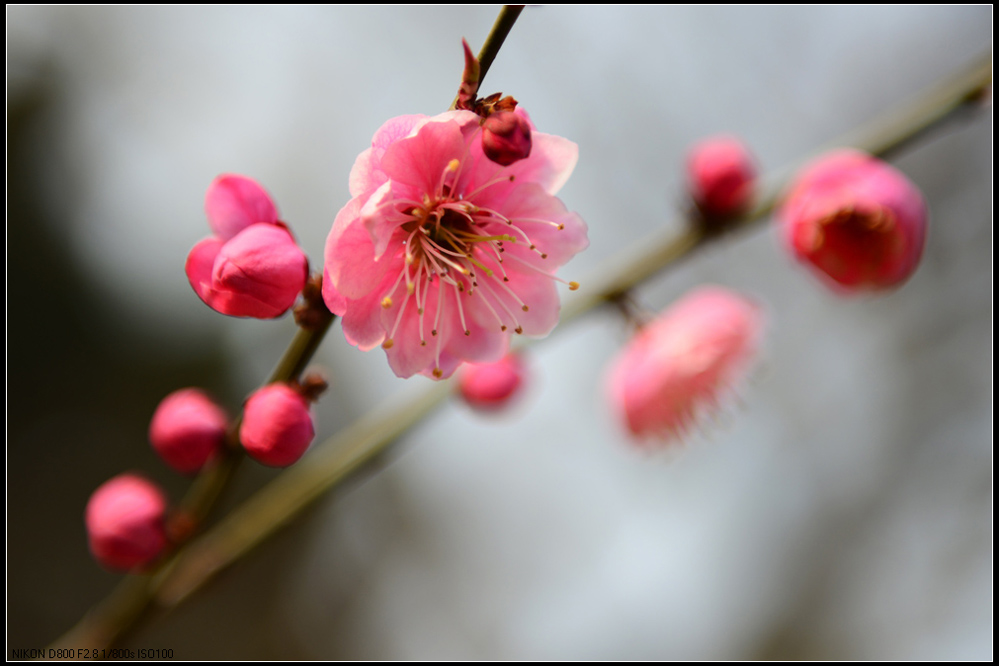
[85,174,326,572]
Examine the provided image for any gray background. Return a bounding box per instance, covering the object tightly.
[7,6,992,659]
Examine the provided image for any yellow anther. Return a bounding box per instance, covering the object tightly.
[522,305,529,312]
[432,367,443,378]
[382,338,394,349]
[447,158,461,172]
[407,282,415,295]
[568,281,580,291]
[381,297,393,309]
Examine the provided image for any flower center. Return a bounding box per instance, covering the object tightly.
[378,157,577,378]
[809,207,902,286]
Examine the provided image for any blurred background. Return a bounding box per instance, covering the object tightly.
[7,6,992,659]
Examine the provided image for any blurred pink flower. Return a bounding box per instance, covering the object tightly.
[186,174,309,318]
[686,135,758,220]
[86,474,168,571]
[149,388,229,474]
[606,286,763,443]
[323,110,587,380]
[778,149,927,292]
[458,353,527,411]
[240,383,315,467]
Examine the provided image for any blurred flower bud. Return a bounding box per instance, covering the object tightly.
[606,286,763,444]
[459,354,527,411]
[149,388,228,474]
[85,474,168,571]
[240,384,315,467]
[482,110,533,166]
[186,175,309,318]
[778,149,927,293]
[686,135,758,221]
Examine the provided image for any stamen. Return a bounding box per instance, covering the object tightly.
[501,252,579,289]
[453,281,471,336]
[476,278,522,332]
[432,272,445,336]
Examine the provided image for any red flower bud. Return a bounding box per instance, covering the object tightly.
[458,354,527,411]
[481,111,532,166]
[240,384,315,467]
[186,175,309,318]
[149,388,228,474]
[686,135,758,220]
[778,149,927,293]
[85,474,168,571]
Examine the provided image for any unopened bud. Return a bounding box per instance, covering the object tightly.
[149,388,228,474]
[240,384,315,467]
[778,149,927,293]
[85,474,168,571]
[482,111,532,166]
[458,354,527,411]
[686,135,758,222]
[187,175,309,319]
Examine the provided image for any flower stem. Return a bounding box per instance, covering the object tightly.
[477,5,525,85]
[451,5,525,110]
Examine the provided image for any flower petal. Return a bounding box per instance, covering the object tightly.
[209,223,308,318]
[349,115,427,198]
[380,116,468,196]
[205,174,279,241]
[185,236,225,308]
[324,197,394,300]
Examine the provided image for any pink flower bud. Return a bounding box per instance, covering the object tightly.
[186,175,309,318]
[686,135,758,219]
[85,474,168,571]
[481,111,532,166]
[778,149,928,293]
[149,388,228,474]
[606,286,763,444]
[240,384,315,467]
[458,354,527,411]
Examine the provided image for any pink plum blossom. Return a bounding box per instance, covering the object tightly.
[606,286,763,444]
[323,109,587,380]
[186,174,309,318]
[458,353,527,411]
[686,135,758,220]
[778,149,928,293]
[240,383,315,467]
[149,388,229,474]
[85,474,168,571]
